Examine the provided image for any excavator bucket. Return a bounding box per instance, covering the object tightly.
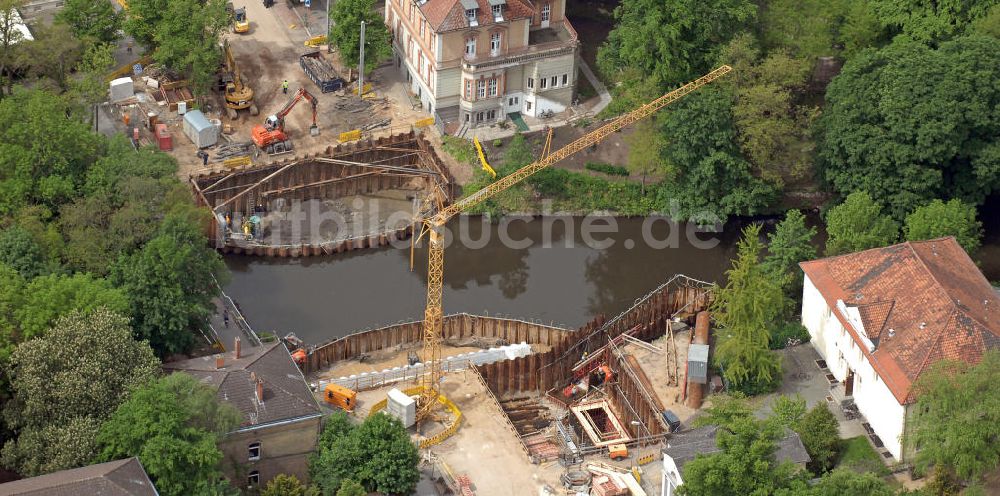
[309,124,319,136]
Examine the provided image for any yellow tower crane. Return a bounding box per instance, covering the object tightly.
[413,65,733,422]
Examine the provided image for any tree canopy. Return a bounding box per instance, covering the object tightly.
[310,412,419,495]
[909,351,1000,483]
[763,209,817,300]
[56,0,121,44]
[261,474,321,496]
[712,224,784,394]
[903,198,983,253]
[330,0,393,74]
[870,0,1000,43]
[97,372,241,496]
[817,35,1000,219]
[825,192,899,255]
[2,309,159,476]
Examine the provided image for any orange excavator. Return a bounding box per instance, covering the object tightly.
[251,87,319,154]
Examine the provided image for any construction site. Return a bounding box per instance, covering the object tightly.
[100,0,739,492]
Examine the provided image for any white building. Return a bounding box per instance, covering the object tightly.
[799,237,1000,461]
[661,425,810,496]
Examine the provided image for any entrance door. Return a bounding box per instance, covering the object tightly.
[845,370,855,397]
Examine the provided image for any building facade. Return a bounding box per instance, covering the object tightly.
[164,340,323,490]
[799,237,1000,461]
[385,0,579,132]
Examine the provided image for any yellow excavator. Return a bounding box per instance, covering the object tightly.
[218,39,258,120]
[233,6,249,33]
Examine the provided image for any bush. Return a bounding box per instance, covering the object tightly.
[441,136,476,164]
[585,162,629,176]
[770,322,810,350]
[492,139,503,147]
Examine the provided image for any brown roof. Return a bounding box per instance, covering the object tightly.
[663,425,810,470]
[800,237,1000,404]
[421,0,535,33]
[163,343,321,429]
[0,458,158,496]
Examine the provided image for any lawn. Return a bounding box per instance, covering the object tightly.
[836,436,890,476]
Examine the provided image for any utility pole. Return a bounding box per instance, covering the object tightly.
[326,0,332,53]
[358,20,365,96]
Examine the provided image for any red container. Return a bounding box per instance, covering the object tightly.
[155,123,172,151]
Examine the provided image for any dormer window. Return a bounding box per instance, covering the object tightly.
[489,0,505,21]
[461,0,479,26]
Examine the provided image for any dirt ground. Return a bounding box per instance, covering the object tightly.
[251,189,418,244]
[621,329,698,424]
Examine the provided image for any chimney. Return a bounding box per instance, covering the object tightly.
[215,354,224,369]
[255,379,264,403]
[234,336,241,359]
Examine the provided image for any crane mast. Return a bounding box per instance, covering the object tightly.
[415,65,733,420]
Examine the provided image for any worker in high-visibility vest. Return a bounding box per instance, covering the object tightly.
[282,80,289,94]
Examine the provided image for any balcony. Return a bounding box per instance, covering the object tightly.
[461,20,579,72]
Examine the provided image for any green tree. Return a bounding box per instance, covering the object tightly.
[909,351,1000,484]
[693,393,753,428]
[0,89,104,213]
[624,119,662,194]
[330,0,392,74]
[796,469,898,496]
[336,479,366,496]
[817,36,1000,218]
[0,0,27,98]
[97,373,241,496]
[762,209,817,299]
[761,0,842,59]
[903,199,983,253]
[56,0,121,44]
[597,0,756,88]
[796,404,841,474]
[677,416,809,495]
[870,0,999,43]
[68,42,117,110]
[712,224,784,394]
[20,22,84,91]
[262,474,321,496]
[971,4,1000,37]
[111,213,226,357]
[310,413,419,495]
[151,0,228,91]
[825,192,899,255]
[656,87,778,221]
[769,395,806,427]
[1,309,159,476]
[122,0,168,49]
[0,226,48,278]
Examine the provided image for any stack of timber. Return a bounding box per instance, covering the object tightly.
[500,396,553,436]
[523,433,560,463]
[300,51,345,93]
[214,141,255,161]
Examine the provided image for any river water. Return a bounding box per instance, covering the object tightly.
[224,208,1000,345]
[223,216,744,343]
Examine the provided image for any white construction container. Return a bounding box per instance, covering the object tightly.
[182,110,218,148]
[109,77,134,102]
[386,388,416,428]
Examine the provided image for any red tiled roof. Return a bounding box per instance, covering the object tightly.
[421,0,535,33]
[800,237,1000,404]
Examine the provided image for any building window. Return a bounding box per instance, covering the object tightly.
[527,77,534,89]
[419,20,425,37]
[541,3,550,22]
[248,471,260,487]
[476,111,484,121]
[550,76,557,87]
[248,442,261,461]
[464,79,472,99]
[526,101,532,111]
[540,77,547,89]
[465,8,478,25]
[465,37,476,56]
[508,96,518,105]
[561,74,568,86]
[486,109,497,120]
[477,79,486,99]
[490,32,501,56]
[488,77,498,96]
[492,3,503,20]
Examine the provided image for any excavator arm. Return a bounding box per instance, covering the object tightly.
[414,65,733,421]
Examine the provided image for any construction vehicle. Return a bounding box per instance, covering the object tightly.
[251,87,319,154]
[410,65,733,425]
[233,6,249,33]
[323,383,357,412]
[608,444,628,461]
[218,39,258,120]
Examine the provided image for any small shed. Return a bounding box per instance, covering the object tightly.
[109,77,134,102]
[687,344,709,384]
[182,110,218,148]
[386,388,416,427]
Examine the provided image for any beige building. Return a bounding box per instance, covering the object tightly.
[385,0,579,133]
[164,340,323,491]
